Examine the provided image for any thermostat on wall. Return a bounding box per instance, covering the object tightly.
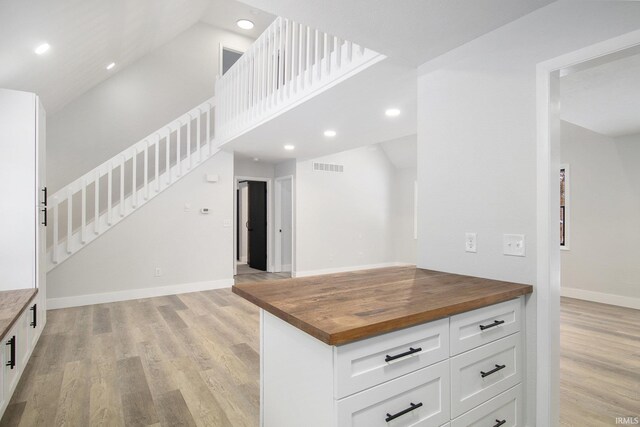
[200,208,210,214]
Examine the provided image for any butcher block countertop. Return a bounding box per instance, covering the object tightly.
[233,266,533,345]
[0,288,37,341]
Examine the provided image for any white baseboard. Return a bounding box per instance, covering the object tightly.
[47,278,234,309]
[561,287,640,310]
[293,262,413,278]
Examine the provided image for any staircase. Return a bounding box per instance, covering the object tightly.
[46,98,216,271]
[47,17,383,271]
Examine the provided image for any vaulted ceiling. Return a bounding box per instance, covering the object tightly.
[0,0,273,113]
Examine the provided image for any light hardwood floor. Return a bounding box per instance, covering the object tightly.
[1,289,636,426]
[0,289,261,427]
[560,297,640,426]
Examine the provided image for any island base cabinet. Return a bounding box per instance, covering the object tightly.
[337,360,450,427]
[451,384,523,427]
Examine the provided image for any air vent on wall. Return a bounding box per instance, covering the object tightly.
[312,162,344,173]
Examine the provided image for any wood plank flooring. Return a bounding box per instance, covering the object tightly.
[0,289,261,427]
[560,297,640,426]
[1,288,636,426]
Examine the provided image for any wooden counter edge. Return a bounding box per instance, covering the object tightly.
[0,288,38,342]
[233,284,533,346]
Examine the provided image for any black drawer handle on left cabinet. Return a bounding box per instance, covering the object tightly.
[385,347,422,362]
[481,364,506,378]
[385,402,423,422]
[41,207,47,226]
[493,419,507,427]
[30,304,37,328]
[6,336,15,369]
[479,320,504,330]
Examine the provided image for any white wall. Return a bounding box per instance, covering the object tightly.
[417,1,640,284]
[295,145,396,275]
[47,151,234,306]
[560,122,640,307]
[47,23,254,193]
[391,167,417,264]
[416,2,640,424]
[238,182,249,263]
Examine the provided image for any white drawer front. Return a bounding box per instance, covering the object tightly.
[450,298,521,356]
[337,360,450,427]
[450,333,522,418]
[335,318,449,399]
[451,384,523,427]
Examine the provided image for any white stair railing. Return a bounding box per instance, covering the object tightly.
[215,17,384,145]
[46,98,216,271]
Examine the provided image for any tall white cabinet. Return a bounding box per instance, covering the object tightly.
[0,89,47,416]
[0,88,46,297]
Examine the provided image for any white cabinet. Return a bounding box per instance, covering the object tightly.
[261,297,526,427]
[0,88,47,295]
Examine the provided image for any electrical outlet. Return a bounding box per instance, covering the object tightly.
[154,267,162,277]
[465,233,477,253]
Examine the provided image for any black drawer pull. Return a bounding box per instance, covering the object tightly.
[6,336,15,369]
[385,346,422,363]
[481,364,506,378]
[479,320,505,330]
[42,187,48,206]
[385,402,422,422]
[493,419,506,427]
[41,207,47,226]
[30,304,37,328]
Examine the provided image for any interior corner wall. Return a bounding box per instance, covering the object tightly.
[47,23,254,193]
[294,146,396,275]
[47,150,234,305]
[560,122,640,306]
[392,167,417,265]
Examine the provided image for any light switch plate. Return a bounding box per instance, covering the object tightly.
[465,233,477,253]
[503,234,525,257]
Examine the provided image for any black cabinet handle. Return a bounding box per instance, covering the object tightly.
[481,364,506,378]
[6,336,15,369]
[479,320,505,330]
[493,419,506,427]
[41,186,47,206]
[385,402,422,422]
[30,304,37,328]
[385,346,422,363]
[41,207,47,226]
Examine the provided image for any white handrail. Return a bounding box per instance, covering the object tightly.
[215,17,384,145]
[47,97,216,270]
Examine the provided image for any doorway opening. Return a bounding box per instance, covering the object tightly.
[537,31,640,426]
[236,179,268,274]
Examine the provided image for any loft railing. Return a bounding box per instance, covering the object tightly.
[46,98,216,270]
[215,17,384,145]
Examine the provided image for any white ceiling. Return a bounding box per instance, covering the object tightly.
[561,52,640,138]
[201,0,274,40]
[237,0,553,66]
[221,59,417,163]
[0,0,273,113]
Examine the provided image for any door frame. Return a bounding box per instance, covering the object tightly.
[274,175,295,273]
[535,28,640,426]
[234,176,273,275]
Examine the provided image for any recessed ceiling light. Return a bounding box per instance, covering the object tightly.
[385,108,401,117]
[324,130,337,138]
[237,19,255,30]
[253,157,259,162]
[284,144,295,151]
[34,43,50,55]
[106,62,116,70]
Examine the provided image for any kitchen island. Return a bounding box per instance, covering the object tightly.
[233,266,533,427]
